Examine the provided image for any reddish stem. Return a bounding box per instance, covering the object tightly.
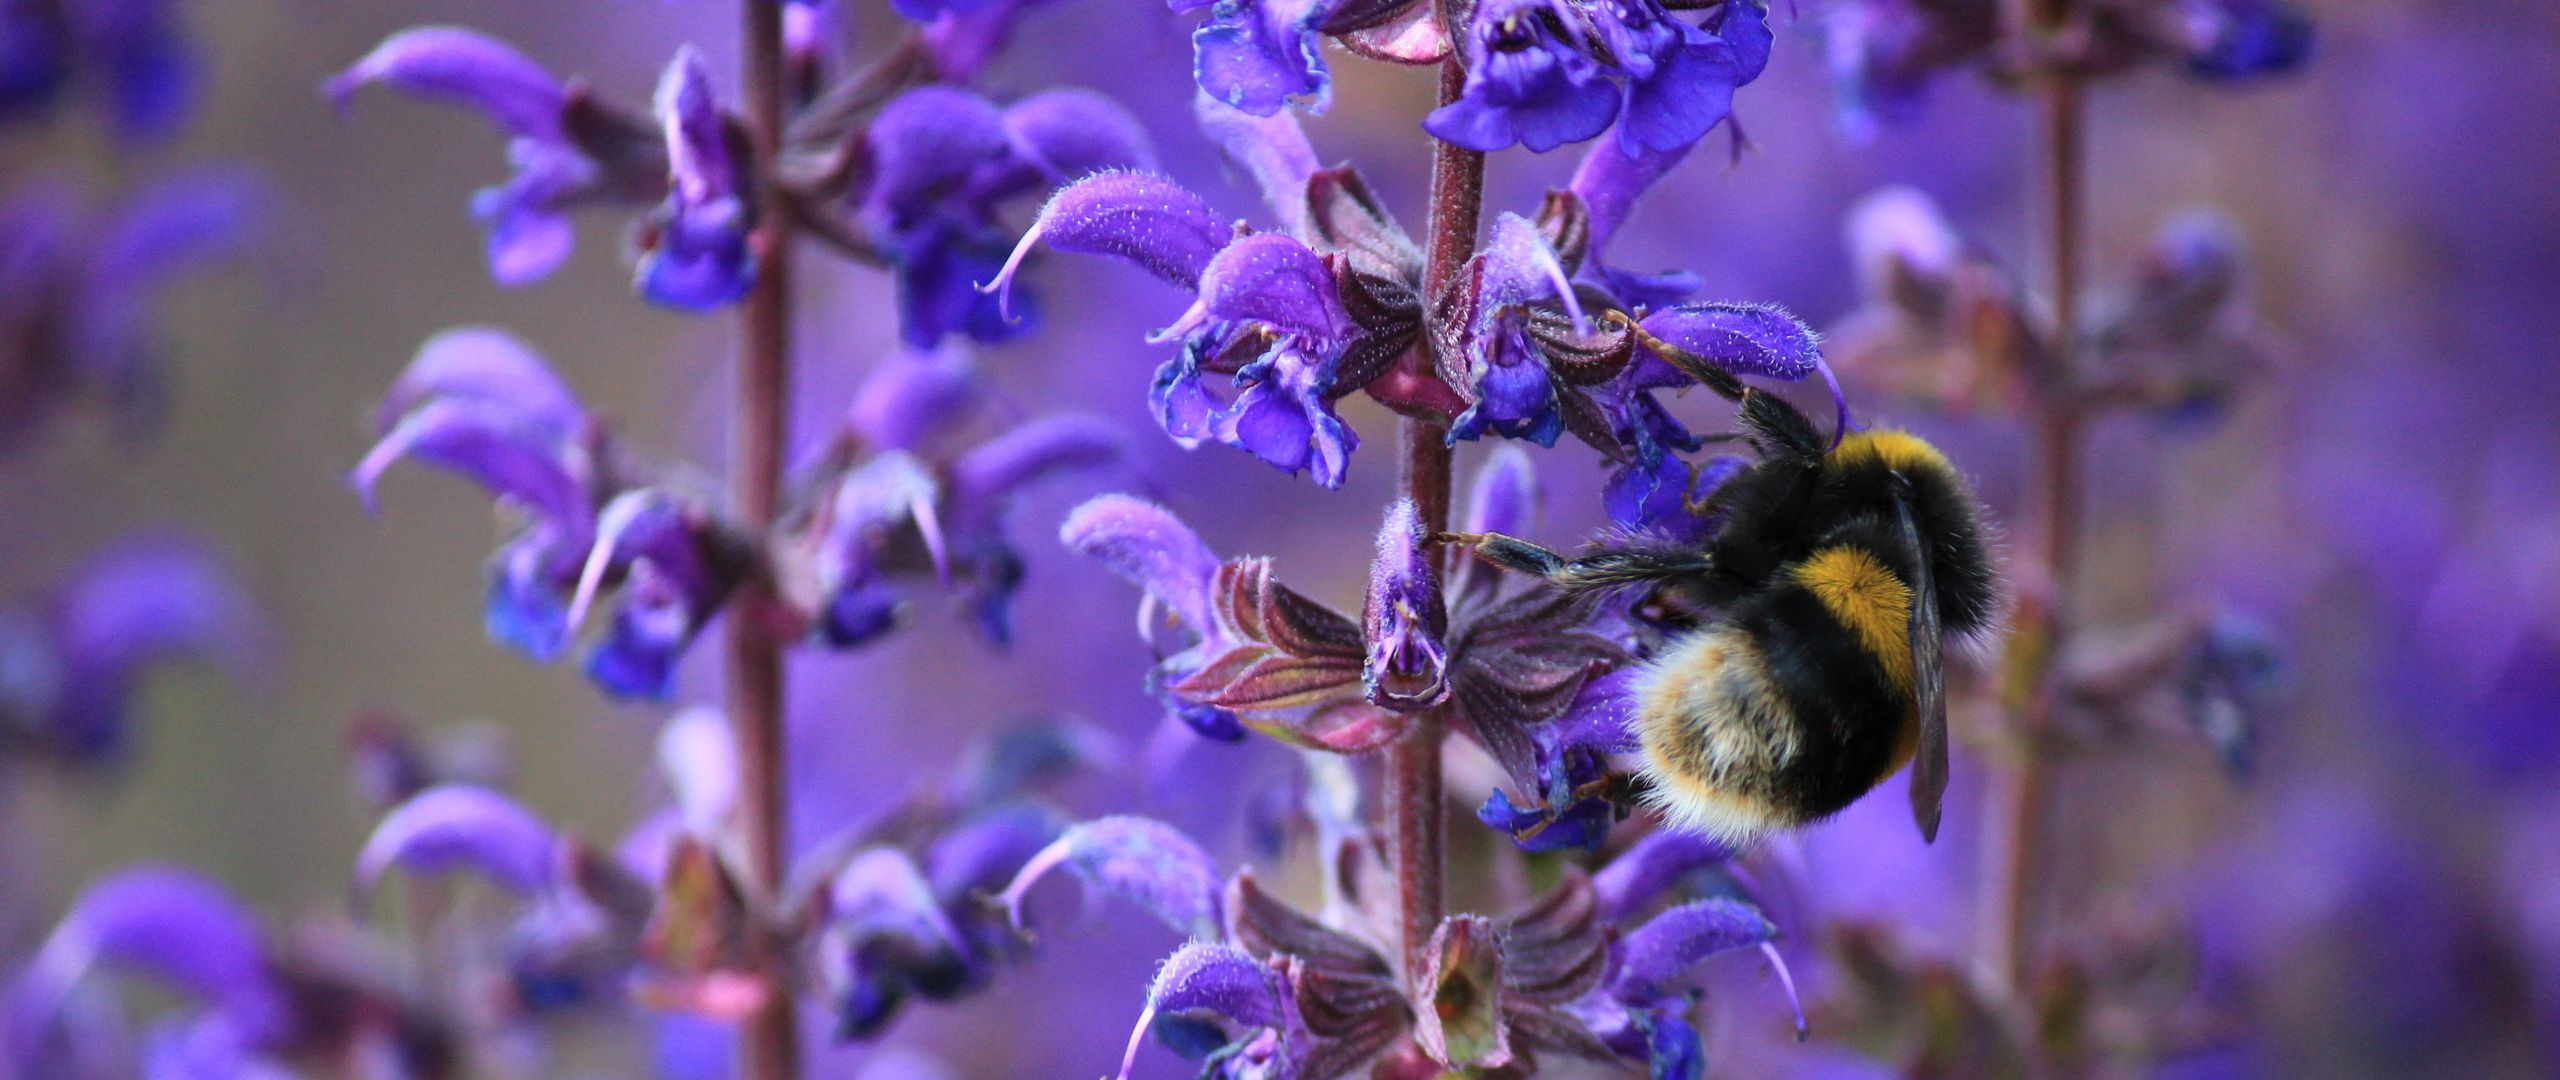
[1389,59,1481,988]
[734,0,800,1077]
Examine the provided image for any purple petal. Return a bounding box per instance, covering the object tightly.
[947,415,1124,535]
[848,348,980,452]
[1609,897,1775,1003]
[985,170,1229,312]
[1118,941,1287,1080]
[18,868,277,1025]
[1569,137,1691,264]
[326,27,566,141]
[865,85,1010,224]
[1591,829,1735,921]
[1635,302,1837,418]
[1003,88,1156,181]
[1215,348,1358,487]
[995,815,1221,937]
[1192,88,1317,235]
[139,1014,295,1080]
[356,784,560,896]
[1428,0,1617,153]
[1461,443,1542,537]
[352,397,593,531]
[469,143,592,286]
[1617,26,1746,155]
[1196,232,1349,341]
[75,0,196,142]
[376,326,584,437]
[1191,0,1331,117]
[49,531,258,685]
[638,47,754,311]
[1060,494,1223,637]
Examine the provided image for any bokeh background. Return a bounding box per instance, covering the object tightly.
[6,0,2557,1075]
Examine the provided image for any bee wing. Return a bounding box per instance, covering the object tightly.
[1896,493,1949,843]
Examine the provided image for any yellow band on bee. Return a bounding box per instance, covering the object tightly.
[1829,429,1952,476]
[1790,546,1913,691]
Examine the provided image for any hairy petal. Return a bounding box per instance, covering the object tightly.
[1060,494,1223,634]
[996,815,1222,937]
[1609,897,1774,1003]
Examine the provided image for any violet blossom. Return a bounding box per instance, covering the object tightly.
[1427,0,1771,155]
[0,170,269,452]
[0,531,259,764]
[352,327,746,699]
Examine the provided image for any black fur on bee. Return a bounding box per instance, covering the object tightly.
[1440,338,1999,844]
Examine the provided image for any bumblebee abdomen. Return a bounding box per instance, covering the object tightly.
[1634,548,1922,842]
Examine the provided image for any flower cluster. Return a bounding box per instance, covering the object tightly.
[994,95,1842,496]
[1820,0,2312,133]
[354,330,1118,698]
[999,809,1801,1079]
[327,14,1149,340]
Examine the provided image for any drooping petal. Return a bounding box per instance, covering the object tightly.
[995,815,1222,937]
[17,868,279,1029]
[574,489,733,699]
[1636,301,1848,438]
[1002,88,1156,181]
[1059,494,1223,636]
[1118,941,1288,1080]
[44,532,259,756]
[375,326,584,438]
[326,27,567,141]
[357,784,561,897]
[352,397,593,531]
[984,170,1230,312]
[1217,347,1358,487]
[1609,897,1775,1003]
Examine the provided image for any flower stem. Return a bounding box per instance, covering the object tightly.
[1389,58,1481,987]
[1979,56,2086,1001]
[734,0,800,1077]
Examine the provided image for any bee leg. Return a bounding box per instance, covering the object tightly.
[1435,532,1713,594]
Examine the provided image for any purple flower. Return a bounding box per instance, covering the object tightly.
[635,48,755,310]
[1059,493,1247,740]
[329,28,681,294]
[355,328,741,698]
[7,868,286,1073]
[859,86,1153,347]
[996,814,1225,936]
[0,532,259,763]
[789,362,1122,649]
[1427,0,1616,153]
[1186,0,1334,117]
[355,784,562,898]
[0,0,195,141]
[1426,0,1768,155]
[1363,498,1450,710]
[0,170,269,450]
[2183,0,2314,80]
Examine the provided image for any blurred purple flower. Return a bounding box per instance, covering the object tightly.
[354,783,562,897]
[354,327,744,699]
[6,868,286,1075]
[0,531,259,763]
[858,85,1153,347]
[636,48,755,310]
[787,358,1123,648]
[328,28,694,297]
[0,170,270,451]
[0,0,195,141]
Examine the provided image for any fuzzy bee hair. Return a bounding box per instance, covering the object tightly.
[1444,354,2000,844]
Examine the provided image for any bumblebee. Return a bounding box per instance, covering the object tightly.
[1443,336,1998,844]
